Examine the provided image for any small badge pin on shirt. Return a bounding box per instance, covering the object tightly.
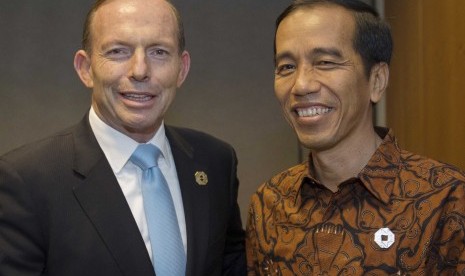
[195,171,208,185]
[374,227,395,249]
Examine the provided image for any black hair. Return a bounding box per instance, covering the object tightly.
[275,0,393,77]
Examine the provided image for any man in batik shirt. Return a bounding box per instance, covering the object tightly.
[246,0,465,275]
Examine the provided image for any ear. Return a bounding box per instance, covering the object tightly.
[176,50,191,87]
[74,50,94,88]
[369,62,389,104]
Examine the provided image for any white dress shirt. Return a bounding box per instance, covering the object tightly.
[88,107,187,260]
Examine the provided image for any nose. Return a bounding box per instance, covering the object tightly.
[291,65,321,96]
[129,49,150,82]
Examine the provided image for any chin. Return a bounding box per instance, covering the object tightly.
[123,112,155,124]
[297,133,336,152]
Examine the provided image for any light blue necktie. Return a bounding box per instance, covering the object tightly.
[130,144,186,276]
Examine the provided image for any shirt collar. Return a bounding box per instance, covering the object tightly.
[88,107,171,173]
[299,127,401,204]
[357,127,401,204]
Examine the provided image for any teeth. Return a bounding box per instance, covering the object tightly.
[297,107,331,117]
[123,93,153,101]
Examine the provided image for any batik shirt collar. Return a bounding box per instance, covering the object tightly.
[288,127,402,205]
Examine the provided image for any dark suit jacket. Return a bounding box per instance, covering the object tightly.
[0,116,246,276]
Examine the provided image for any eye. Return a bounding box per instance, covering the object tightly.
[275,64,296,76]
[105,48,130,59]
[149,48,170,59]
[155,49,168,55]
[318,60,335,65]
[315,60,339,70]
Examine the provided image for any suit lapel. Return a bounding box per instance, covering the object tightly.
[71,117,155,276]
[166,127,210,276]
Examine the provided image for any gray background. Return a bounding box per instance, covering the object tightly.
[0,0,374,223]
[0,1,295,223]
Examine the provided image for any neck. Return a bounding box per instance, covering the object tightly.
[310,128,382,192]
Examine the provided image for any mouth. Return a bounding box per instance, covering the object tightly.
[120,92,155,102]
[295,106,333,117]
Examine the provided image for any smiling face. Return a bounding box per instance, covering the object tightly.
[274,4,383,152]
[74,0,190,142]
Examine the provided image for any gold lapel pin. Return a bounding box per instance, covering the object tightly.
[195,171,208,186]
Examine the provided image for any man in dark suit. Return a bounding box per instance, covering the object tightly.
[0,0,246,275]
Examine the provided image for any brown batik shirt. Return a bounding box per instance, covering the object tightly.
[246,128,465,275]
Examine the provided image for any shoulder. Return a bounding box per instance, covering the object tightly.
[0,125,79,174]
[252,162,308,201]
[166,125,235,155]
[399,149,465,180]
[397,148,465,196]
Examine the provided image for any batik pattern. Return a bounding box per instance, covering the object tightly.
[246,129,465,275]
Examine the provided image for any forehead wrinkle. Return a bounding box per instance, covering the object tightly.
[91,0,178,50]
[276,6,358,67]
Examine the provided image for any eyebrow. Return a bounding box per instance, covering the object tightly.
[275,51,294,65]
[275,47,344,64]
[312,47,343,58]
[100,40,128,50]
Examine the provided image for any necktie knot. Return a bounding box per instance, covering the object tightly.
[130,144,162,171]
